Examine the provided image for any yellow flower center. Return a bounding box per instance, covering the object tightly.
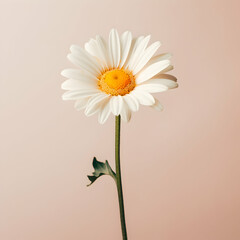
[98,69,135,96]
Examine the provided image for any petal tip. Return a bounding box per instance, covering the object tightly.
[61,94,67,101]
[70,44,77,52]
[60,70,66,77]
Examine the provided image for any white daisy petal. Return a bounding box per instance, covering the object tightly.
[67,54,100,76]
[128,35,151,70]
[135,84,168,93]
[153,73,177,82]
[124,36,144,68]
[120,101,131,122]
[84,38,98,56]
[98,100,111,124]
[61,69,98,81]
[70,45,101,69]
[132,41,161,75]
[74,97,91,111]
[136,59,170,84]
[157,65,174,74]
[131,90,155,106]
[141,53,173,73]
[85,37,111,68]
[85,93,109,116]
[119,31,132,68]
[147,53,172,65]
[110,96,123,115]
[70,44,97,61]
[61,79,97,90]
[62,89,100,100]
[95,35,111,68]
[144,78,178,89]
[151,98,164,111]
[109,29,121,68]
[123,94,139,112]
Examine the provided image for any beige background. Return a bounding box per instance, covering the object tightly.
[1,0,240,239]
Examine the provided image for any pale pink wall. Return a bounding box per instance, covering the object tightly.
[1,0,240,239]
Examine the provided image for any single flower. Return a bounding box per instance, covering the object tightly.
[61,29,178,124]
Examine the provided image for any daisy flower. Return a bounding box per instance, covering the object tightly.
[61,29,178,124]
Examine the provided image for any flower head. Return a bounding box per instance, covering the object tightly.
[61,29,178,124]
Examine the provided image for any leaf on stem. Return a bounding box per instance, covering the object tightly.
[87,157,116,186]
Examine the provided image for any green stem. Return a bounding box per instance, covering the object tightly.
[115,115,128,240]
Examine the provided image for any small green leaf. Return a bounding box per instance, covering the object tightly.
[87,157,116,186]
